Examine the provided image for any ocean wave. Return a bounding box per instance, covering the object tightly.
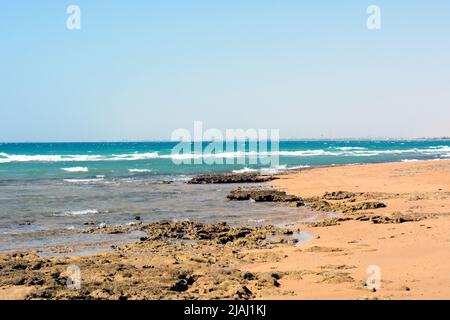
[62,209,99,216]
[232,164,310,175]
[0,146,449,163]
[61,167,89,172]
[0,152,159,163]
[335,147,368,151]
[170,175,191,182]
[248,219,265,223]
[63,178,104,184]
[288,165,312,170]
[232,167,259,174]
[128,169,153,173]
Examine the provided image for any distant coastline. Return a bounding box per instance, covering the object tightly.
[1,137,450,144]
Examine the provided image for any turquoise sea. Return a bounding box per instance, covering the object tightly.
[1,140,449,254]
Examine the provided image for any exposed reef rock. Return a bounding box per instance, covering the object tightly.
[307,212,429,227]
[187,173,277,184]
[323,191,359,200]
[0,221,300,300]
[227,188,304,207]
[304,191,387,213]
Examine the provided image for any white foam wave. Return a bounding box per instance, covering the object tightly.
[0,152,159,163]
[63,209,99,216]
[287,165,311,170]
[63,178,104,184]
[335,147,368,151]
[233,164,310,175]
[248,219,265,223]
[128,169,152,173]
[61,167,89,172]
[260,165,288,175]
[232,167,259,174]
[1,146,449,163]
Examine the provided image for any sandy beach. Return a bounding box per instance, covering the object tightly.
[246,159,450,299]
[1,160,450,299]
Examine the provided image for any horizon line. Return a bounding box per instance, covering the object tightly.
[1,137,450,144]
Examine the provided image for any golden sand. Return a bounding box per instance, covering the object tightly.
[242,160,450,299]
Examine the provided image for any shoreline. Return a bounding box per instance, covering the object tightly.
[1,160,450,299]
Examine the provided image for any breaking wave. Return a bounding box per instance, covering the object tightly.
[61,209,99,216]
[0,146,450,163]
[128,169,153,173]
[232,164,310,175]
[61,167,89,172]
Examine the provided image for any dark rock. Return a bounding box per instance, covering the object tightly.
[243,272,255,280]
[28,278,45,286]
[307,199,386,213]
[178,273,198,285]
[170,279,189,292]
[308,200,334,211]
[344,201,386,212]
[14,277,27,285]
[271,273,282,280]
[187,173,277,184]
[31,261,44,270]
[12,263,27,270]
[227,188,303,206]
[235,285,253,299]
[323,191,357,200]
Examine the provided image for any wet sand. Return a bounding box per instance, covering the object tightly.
[245,160,450,299]
[2,160,450,299]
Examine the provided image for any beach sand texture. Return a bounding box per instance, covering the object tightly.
[243,160,450,299]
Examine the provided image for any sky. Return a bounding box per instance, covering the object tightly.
[1,0,449,142]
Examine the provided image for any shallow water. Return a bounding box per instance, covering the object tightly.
[0,178,323,253]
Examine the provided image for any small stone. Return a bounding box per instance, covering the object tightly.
[243,272,255,280]
[170,279,189,292]
[31,261,44,270]
[12,263,27,270]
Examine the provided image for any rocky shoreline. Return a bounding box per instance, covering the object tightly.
[0,221,302,300]
[3,165,443,300]
[226,188,304,207]
[187,173,278,184]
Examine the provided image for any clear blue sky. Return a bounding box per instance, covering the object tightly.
[1,1,449,142]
